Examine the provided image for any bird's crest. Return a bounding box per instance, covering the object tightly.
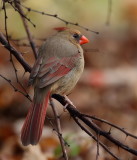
[54,27,68,32]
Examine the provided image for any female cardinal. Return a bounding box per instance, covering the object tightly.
[21,28,89,146]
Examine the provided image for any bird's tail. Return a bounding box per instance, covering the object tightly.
[21,88,50,146]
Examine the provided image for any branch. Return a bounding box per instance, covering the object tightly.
[82,114,137,139]
[14,0,38,59]
[50,98,68,160]
[73,116,120,160]
[2,1,33,102]
[1,29,137,158]
[0,33,31,72]
[1,3,137,159]
[52,94,137,158]
[16,1,99,34]
[0,74,32,101]
[7,0,36,27]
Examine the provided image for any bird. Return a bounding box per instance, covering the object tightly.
[21,27,89,146]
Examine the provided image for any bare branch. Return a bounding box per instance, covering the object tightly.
[7,0,36,27]
[0,33,31,72]
[0,74,32,101]
[52,94,137,157]
[14,0,38,59]
[2,1,9,42]
[73,117,120,160]
[1,2,137,159]
[2,1,32,101]
[83,114,137,139]
[50,98,68,160]
[96,133,100,160]
[16,1,99,34]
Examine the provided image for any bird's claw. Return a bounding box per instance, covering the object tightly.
[64,95,76,109]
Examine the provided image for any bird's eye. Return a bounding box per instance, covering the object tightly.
[73,33,80,39]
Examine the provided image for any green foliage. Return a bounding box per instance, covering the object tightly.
[54,145,62,157]
[69,141,81,157]
[54,133,81,158]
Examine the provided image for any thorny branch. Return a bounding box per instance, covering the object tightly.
[2,0,31,99]
[1,22,137,160]
[0,74,32,101]
[52,94,137,159]
[14,0,38,59]
[0,33,31,72]
[5,0,99,34]
[1,1,137,159]
[46,116,70,148]
[6,0,36,27]
[73,116,120,160]
[82,114,137,139]
[50,98,68,160]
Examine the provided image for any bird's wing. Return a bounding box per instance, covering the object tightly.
[28,56,43,86]
[37,53,80,88]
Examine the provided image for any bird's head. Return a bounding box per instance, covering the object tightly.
[54,27,89,45]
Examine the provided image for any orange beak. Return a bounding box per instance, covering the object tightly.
[79,35,89,45]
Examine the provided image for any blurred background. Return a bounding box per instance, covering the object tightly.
[1,0,137,159]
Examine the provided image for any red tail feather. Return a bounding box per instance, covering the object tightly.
[21,92,50,146]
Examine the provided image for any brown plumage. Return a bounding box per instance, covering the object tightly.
[21,28,89,146]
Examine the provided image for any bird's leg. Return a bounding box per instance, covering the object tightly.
[64,95,76,110]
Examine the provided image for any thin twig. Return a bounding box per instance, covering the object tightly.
[46,115,70,148]
[73,117,120,160]
[2,1,9,43]
[50,98,68,160]
[14,0,38,59]
[2,0,30,97]
[16,1,99,34]
[96,133,100,160]
[7,0,36,27]
[0,74,32,101]
[82,114,137,139]
[74,109,137,156]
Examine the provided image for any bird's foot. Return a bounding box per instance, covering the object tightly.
[64,95,76,109]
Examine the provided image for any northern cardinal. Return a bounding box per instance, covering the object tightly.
[21,28,89,146]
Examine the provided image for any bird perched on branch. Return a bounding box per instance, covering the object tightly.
[21,27,89,146]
